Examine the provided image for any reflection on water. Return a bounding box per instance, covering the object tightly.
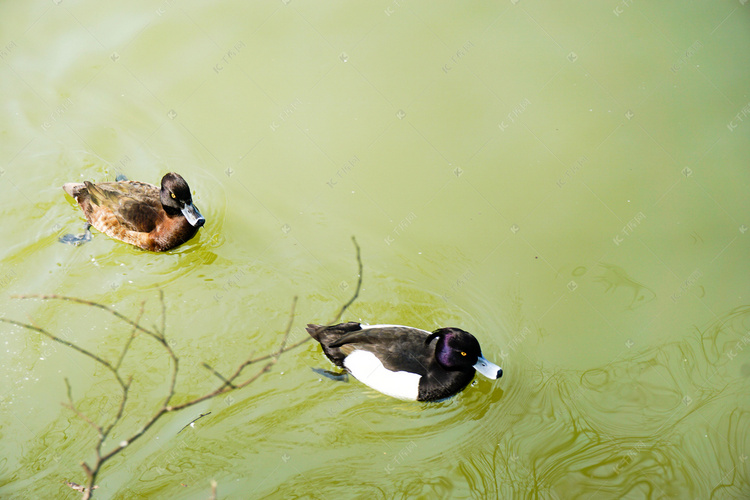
[594,263,657,310]
[456,304,750,498]
[2,294,748,498]
[1,1,749,498]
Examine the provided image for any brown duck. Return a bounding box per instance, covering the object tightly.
[62,172,205,252]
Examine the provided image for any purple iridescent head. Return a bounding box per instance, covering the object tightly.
[426,328,502,379]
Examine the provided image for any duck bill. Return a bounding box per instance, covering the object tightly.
[474,356,502,379]
[181,203,206,227]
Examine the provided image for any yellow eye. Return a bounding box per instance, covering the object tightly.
[460,352,466,356]
[171,193,176,199]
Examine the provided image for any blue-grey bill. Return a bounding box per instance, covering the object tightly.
[474,356,502,379]
[182,203,205,227]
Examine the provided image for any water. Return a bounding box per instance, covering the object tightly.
[1,1,749,498]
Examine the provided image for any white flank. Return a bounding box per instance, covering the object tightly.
[344,350,421,401]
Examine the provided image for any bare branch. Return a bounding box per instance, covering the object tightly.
[226,295,299,387]
[201,362,238,389]
[190,294,300,401]
[85,292,303,493]
[156,292,179,410]
[0,318,113,372]
[9,294,161,341]
[115,300,145,372]
[63,378,102,436]
[328,235,363,325]
[100,378,131,444]
[166,295,299,413]
[155,288,166,338]
[1,237,365,499]
[239,236,363,364]
[65,377,74,405]
[79,462,95,500]
[64,481,97,493]
[160,345,179,409]
[275,295,297,357]
[98,407,168,465]
[178,412,212,434]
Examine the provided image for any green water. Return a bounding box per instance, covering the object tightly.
[1,1,749,498]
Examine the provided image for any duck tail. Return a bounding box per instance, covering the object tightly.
[62,182,86,199]
[306,323,353,367]
[305,324,324,341]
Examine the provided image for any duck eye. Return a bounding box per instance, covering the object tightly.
[170,193,176,199]
[460,351,466,356]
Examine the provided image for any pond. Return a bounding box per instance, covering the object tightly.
[1,1,748,498]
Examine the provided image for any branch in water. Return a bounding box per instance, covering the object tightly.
[244,235,363,364]
[0,236,363,499]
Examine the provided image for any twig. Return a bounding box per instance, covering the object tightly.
[167,295,299,412]
[115,300,145,372]
[100,377,131,443]
[8,294,162,341]
[328,235,363,326]
[3,236,364,499]
[178,412,212,434]
[240,236,363,364]
[275,294,296,357]
[158,288,166,337]
[201,362,238,389]
[0,318,112,369]
[226,296,298,387]
[63,378,102,436]
[64,481,97,493]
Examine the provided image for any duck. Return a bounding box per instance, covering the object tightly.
[306,322,502,401]
[61,172,205,252]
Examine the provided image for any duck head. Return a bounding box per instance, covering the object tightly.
[427,328,502,379]
[160,172,205,227]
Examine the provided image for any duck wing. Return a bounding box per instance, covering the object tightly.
[328,326,432,376]
[85,181,161,233]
